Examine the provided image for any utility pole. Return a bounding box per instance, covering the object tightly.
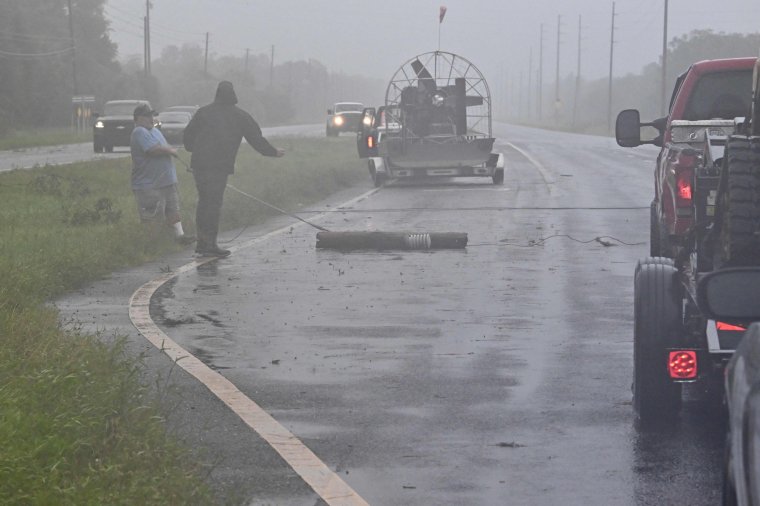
[145,0,151,76]
[66,0,78,95]
[528,47,533,121]
[143,16,148,78]
[245,48,250,81]
[607,2,617,133]
[538,24,544,120]
[204,32,209,76]
[661,0,669,116]
[270,45,275,88]
[555,15,562,121]
[519,70,524,120]
[572,14,582,128]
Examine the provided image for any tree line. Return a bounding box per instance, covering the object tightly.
[504,29,760,134]
[0,0,385,136]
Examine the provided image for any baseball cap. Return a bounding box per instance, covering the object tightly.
[133,104,157,119]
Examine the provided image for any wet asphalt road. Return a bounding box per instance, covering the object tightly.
[49,123,727,505]
[139,123,726,505]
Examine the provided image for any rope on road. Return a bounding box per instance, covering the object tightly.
[468,234,645,248]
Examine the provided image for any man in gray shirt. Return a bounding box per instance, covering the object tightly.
[131,103,193,244]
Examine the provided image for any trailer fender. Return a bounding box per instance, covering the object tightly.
[487,152,504,169]
[368,157,387,176]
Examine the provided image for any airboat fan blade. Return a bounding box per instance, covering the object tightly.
[411,59,437,93]
[455,78,467,136]
[465,96,484,107]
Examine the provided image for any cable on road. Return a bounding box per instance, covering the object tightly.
[468,234,645,248]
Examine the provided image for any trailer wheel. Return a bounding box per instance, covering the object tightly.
[369,160,386,187]
[633,260,683,425]
[492,168,504,185]
[373,171,386,188]
[715,136,760,267]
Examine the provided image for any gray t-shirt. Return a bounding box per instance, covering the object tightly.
[130,126,178,190]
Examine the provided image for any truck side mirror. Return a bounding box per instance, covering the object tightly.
[615,109,642,147]
[697,267,760,320]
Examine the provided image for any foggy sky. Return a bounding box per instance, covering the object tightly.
[106,0,760,86]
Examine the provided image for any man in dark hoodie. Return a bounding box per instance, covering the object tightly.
[183,81,285,257]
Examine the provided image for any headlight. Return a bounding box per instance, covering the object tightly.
[362,115,372,127]
[333,116,344,126]
[94,121,104,128]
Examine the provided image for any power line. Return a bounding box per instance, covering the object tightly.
[0,30,72,42]
[0,47,74,57]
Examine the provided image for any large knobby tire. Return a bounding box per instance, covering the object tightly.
[716,136,760,267]
[633,259,683,425]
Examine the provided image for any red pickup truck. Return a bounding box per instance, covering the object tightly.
[616,57,755,258]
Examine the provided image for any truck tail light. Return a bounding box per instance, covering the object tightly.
[367,136,374,149]
[674,153,695,208]
[669,351,697,379]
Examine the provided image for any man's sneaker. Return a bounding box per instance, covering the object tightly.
[176,234,196,245]
[195,246,231,257]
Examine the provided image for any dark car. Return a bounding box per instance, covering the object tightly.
[93,99,152,153]
[156,111,192,145]
[326,101,364,136]
[697,268,760,506]
[164,105,199,118]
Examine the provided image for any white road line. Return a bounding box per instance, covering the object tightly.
[129,187,381,506]
[506,142,558,196]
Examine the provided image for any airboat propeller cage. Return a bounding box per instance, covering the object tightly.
[378,51,496,170]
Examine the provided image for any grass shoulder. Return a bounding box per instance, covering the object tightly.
[0,136,363,504]
[0,128,90,151]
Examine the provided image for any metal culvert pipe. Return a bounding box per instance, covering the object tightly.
[315,231,467,250]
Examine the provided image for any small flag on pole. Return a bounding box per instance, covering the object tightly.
[439,5,447,23]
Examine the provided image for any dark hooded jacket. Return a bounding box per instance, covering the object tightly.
[183,81,278,174]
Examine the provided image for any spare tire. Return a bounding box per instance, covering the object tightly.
[715,136,760,267]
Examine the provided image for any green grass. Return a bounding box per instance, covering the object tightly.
[0,136,364,504]
[0,128,91,151]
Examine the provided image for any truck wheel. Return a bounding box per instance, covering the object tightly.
[715,136,760,267]
[93,142,103,153]
[649,201,660,257]
[492,168,504,185]
[105,145,114,153]
[633,260,683,425]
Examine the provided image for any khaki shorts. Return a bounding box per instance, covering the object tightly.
[133,184,180,223]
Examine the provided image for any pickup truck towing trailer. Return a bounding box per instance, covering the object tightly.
[357,51,504,186]
[616,56,760,426]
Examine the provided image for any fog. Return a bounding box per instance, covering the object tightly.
[107,0,760,85]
